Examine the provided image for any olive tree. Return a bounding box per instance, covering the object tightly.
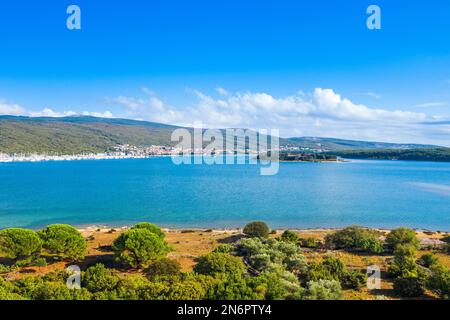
[243,221,270,238]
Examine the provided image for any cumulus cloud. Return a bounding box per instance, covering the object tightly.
[0,100,114,119]
[111,87,450,146]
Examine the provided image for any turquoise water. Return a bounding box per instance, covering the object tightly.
[0,157,449,230]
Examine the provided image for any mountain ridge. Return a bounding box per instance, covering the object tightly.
[0,115,443,154]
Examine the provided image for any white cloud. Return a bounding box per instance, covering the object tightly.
[0,100,114,119]
[215,87,229,96]
[111,87,450,146]
[414,102,447,108]
[0,100,27,115]
[365,92,383,99]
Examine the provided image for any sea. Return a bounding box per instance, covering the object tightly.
[0,157,449,231]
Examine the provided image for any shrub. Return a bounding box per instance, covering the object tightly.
[304,279,342,300]
[305,262,335,282]
[131,222,165,239]
[243,221,270,238]
[325,226,383,254]
[417,253,439,268]
[194,253,246,277]
[305,255,366,290]
[299,237,322,248]
[0,264,18,274]
[280,230,299,243]
[113,228,170,268]
[206,276,259,300]
[38,224,87,261]
[322,256,346,280]
[388,244,418,278]
[385,228,420,251]
[83,264,119,293]
[0,228,42,261]
[256,266,303,300]
[32,258,47,267]
[237,238,306,273]
[427,264,450,299]
[342,269,367,289]
[162,280,205,300]
[146,258,181,279]
[213,244,234,254]
[393,276,425,297]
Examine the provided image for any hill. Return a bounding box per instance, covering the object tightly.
[0,116,290,154]
[287,137,440,151]
[0,116,442,155]
[329,148,450,162]
[0,116,181,154]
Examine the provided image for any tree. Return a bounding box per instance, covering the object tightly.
[243,221,270,238]
[417,253,438,268]
[280,230,299,243]
[304,280,342,300]
[427,264,450,299]
[388,244,419,278]
[324,226,383,254]
[38,224,87,261]
[83,264,119,293]
[0,228,42,262]
[393,276,425,297]
[131,222,165,239]
[194,253,246,277]
[113,228,170,268]
[385,227,420,251]
[146,258,181,279]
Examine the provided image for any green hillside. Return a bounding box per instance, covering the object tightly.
[288,137,439,151]
[0,116,180,154]
[0,116,289,154]
[330,148,450,162]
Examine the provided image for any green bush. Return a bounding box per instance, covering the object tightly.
[0,264,19,274]
[427,264,450,299]
[325,226,383,254]
[255,266,303,300]
[387,244,418,278]
[38,224,87,261]
[83,264,119,293]
[299,237,322,248]
[304,279,342,300]
[131,222,165,239]
[213,244,234,254]
[393,276,425,297]
[280,230,299,243]
[385,228,420,251]
[0,228,42,261]
[417,253,439,268]
[237,238,306,273]
[342,269,367,290]
[305,262,335,282]
[304,255,366,290]
[243,221,270,238]
[194,253,246,277]
[146,258,181,279]
[113,228,170,268]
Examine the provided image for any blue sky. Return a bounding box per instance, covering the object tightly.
[0,0,450,145]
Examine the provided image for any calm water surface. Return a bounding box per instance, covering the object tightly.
[0,157,449,230]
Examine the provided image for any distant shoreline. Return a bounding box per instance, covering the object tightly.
[0,154,172,163]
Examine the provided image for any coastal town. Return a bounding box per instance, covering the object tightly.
[0,144,321,163]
